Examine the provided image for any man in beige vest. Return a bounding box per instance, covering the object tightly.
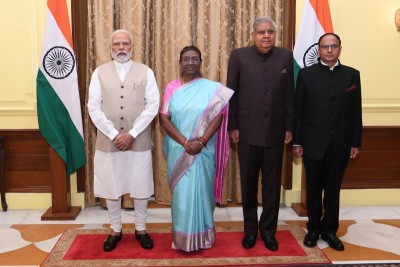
[88,29,159,252]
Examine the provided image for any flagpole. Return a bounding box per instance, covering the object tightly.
[41,147,81,220]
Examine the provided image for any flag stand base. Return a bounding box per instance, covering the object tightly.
[291,203,307,217]
[41,206,81,220]
[41,147,81,221]
[291,165,308,217]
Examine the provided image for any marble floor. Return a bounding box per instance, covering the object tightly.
[0,203,400,266]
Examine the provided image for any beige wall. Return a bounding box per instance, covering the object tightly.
[330,0,400,126]
[0,1,42,128]
[1,0,399,209]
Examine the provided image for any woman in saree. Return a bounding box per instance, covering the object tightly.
[159,46,233,252]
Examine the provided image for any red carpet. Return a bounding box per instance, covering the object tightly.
[41,225,330,266]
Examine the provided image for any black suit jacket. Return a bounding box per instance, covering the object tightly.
[293,61,362,161]
[227,46,295,147]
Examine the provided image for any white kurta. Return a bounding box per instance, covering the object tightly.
[88,60,160,199]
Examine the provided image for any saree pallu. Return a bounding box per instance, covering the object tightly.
[161,78,233,252]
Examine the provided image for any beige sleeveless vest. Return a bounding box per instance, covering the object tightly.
[95,61,152,152]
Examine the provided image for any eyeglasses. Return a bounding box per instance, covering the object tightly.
[112,42,131,48]
[257,29,276,35]
[319,44,341,50]
[181,57,200,63]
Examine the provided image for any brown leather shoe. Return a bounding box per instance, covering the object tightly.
[103,232,122,252]
[135,231,154,250]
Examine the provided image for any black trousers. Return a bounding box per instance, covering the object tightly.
[303,143,349,234]
[237,143,284,238]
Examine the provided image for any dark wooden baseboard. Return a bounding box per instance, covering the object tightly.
[0,130,51,193]
[0,130,82,219]
[342,126,400,189]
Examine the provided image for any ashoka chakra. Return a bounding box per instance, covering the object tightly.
[303,43,319,67]
[43,46,75,79]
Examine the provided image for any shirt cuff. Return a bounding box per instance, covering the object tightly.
[109,129,119,141]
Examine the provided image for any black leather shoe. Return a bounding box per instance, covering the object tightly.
[242,235,257,249]
[262,235,278,251]
[135,231,154,250]
[303,231,320,247]
[321,232,344,251]
[103,233,122,252]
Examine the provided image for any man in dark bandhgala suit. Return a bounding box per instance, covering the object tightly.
[227,16,295,251]
[293,33,362,251]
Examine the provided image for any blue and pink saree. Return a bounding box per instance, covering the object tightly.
[160,78,233,252]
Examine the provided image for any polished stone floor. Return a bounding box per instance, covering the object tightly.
[0,203,399,266]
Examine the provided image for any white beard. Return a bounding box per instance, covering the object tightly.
[111,50,132,63]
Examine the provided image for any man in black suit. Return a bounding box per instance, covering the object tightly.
[293,33,362,251]
[227,16,295,251]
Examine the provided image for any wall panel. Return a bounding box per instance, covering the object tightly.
[343,127,400,189]
[0,130,51,193]
[0,1,44,116]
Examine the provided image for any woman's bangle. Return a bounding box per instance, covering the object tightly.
[198,137,207,148]
[198,140,205,147]
[198,137,207,145]
[184,139,188,147]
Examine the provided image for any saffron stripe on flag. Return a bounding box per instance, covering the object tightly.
[47,0,73,48]
[309,0,333,33]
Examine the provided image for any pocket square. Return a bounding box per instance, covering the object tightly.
[346,84,356,92]
[281,69,288,74]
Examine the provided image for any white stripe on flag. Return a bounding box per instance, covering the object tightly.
[294,0,326,69]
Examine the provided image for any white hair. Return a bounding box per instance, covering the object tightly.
[252,16,276,31]
[110,29,133,44]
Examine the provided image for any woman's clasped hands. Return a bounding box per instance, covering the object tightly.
[184,139,204,156]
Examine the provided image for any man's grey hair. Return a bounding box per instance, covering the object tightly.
[110,29,133,44]
[252,16,276,31]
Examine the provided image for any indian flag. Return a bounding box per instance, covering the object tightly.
[36,0,85,175]
[293,0,333,84]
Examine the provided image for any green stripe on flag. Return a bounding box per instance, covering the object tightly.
[293,60,301,90]
[37,70,85,175]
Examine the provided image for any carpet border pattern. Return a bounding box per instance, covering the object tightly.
[41,225,330,266]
